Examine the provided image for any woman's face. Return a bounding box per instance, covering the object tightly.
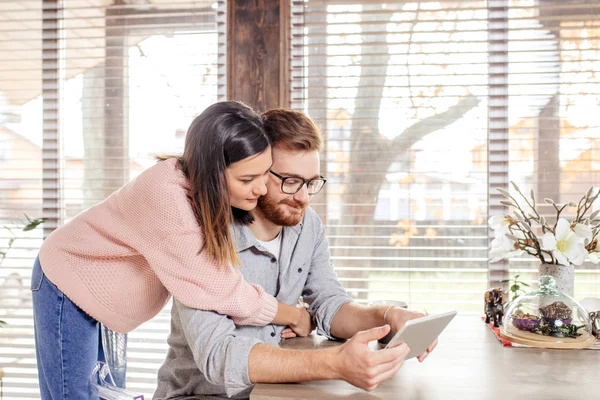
[226,148,272,211]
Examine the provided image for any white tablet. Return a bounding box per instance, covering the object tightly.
[384,310,457,359]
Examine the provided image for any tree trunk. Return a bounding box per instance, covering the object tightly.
[333,7,480,300]
[82,67,106,210]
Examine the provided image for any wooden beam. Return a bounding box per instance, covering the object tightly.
[227,0,290,111]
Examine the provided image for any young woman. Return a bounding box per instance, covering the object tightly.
[31,101,311,399]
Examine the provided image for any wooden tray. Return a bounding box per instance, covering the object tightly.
[500,325,596,349]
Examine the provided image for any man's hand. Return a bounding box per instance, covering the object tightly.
[329,325,409,391]
[281,327,297,340]
[384,307,438,362]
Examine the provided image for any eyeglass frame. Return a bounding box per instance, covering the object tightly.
[269,170,327,195]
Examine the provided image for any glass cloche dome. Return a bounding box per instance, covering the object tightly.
[501,275,595,349]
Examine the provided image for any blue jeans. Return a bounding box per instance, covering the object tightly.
[31,257,111,399]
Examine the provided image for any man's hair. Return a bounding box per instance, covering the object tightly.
[261,108,322,152]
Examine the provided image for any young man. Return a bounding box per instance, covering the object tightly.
[153,109,435,399]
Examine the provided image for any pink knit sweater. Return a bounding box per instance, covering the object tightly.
[39,158,278,333]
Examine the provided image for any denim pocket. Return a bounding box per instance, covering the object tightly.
[30,257,44,291]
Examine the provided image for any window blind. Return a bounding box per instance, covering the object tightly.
[290,0,600,312]
[0,0,226,397]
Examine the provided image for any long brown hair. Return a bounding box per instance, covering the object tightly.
[159,101,270,266]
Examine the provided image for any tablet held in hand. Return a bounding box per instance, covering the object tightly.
[385,310,457,359]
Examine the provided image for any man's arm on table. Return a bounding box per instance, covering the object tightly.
[295,217,435,362]
[330,302,417,339]
[248,325,409,391]
[174,299,409,393]
[330,303,437,362]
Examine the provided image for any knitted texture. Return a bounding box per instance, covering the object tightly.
[39,158,277,333]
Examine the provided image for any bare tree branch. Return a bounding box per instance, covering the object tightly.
[388,94,481,159]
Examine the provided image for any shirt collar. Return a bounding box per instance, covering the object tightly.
[233,217,304,252]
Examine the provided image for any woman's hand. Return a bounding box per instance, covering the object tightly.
[289,305,313,337]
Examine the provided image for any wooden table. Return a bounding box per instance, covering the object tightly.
[251,315,600,400]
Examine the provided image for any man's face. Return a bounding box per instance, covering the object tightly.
[257,147,321,226]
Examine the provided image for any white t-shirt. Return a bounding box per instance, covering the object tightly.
[256,231,282,259]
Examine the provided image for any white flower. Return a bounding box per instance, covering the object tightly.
[588,251,600,264]
[488,215,512,234]
[489,234,523,263]
[573,223,593,243]
[541,218,588,266]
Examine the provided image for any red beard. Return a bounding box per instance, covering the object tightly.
[257,196,308,226]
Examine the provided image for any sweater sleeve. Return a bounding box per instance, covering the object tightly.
[145,229,278,326]
[127,159,277,326]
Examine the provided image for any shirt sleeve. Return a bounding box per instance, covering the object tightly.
[145,229,278,326]
[301,221,353,339]
[172,299,262,397]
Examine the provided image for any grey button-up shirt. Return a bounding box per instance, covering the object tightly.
[153,207,353,399]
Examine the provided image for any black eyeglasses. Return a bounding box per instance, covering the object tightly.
[269,170,327,195]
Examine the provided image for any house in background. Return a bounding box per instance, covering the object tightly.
[0,125,145,222]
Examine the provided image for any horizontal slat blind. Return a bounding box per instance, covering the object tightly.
[290,0,600,312]
[501,0,600,297]
[0,0,225,398]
